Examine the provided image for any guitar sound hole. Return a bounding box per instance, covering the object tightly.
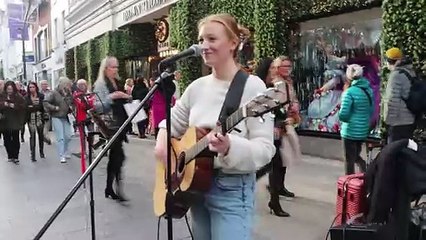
[177,152,186,174]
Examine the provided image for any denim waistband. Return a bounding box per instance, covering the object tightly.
[212,169,255,177]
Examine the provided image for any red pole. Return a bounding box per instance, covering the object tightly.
[78,125,86,174]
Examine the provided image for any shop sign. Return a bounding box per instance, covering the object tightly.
[156,18,171,52]
[122,0,170,23]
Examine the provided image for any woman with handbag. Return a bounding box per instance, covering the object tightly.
[93,56,132,202]
[26,82,46,162]
[273,56,301,198]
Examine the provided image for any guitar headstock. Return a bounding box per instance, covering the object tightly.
[244,81,289,118]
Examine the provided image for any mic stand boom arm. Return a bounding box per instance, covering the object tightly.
[33,73,173,240]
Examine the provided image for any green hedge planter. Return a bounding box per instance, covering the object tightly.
[65,24,157,83]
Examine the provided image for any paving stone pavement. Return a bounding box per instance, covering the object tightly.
[0,131,345,240]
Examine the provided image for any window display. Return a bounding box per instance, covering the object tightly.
[291,18,382,138]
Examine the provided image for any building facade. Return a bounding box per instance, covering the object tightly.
[49,0,68,87]
[64,0,179,84]
[0,0,35,82]
[31,0,54,86]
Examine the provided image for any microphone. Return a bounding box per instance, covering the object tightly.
[159,44,202,66]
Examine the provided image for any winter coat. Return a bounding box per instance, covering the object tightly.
[339,77,374,140]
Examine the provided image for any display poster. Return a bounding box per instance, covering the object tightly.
[291,18,382,138]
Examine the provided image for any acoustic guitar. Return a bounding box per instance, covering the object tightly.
[153,82,289,219]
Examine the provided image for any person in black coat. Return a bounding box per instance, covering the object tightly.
[131,77,149,138]
[25,81,46,161]
[0,81,26,163]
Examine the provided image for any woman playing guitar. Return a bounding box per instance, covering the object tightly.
[154,13,275,240]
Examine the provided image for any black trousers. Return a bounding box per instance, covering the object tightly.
[137,119,148,136]
[4,130,20,159]
[387,124,415,144]
[106,135,126,192]
[343,138,366,175]
[28,124,44,158]
[20,126,25,141]
[269,140,286,202]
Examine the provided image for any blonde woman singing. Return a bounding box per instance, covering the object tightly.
[154,13,274,240]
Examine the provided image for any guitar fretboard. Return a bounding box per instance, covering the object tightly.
[184,107,245,164]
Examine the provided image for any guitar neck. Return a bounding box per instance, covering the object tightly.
[184,107,246,163]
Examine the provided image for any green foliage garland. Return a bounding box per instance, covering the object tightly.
[169,0,208,90]
[65,48,75,79]
[64,23,158,84]
[282,0,382,21]
[382,0,426,76]
[253,0,282,59]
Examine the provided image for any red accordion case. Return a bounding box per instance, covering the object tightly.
[335,173,367,225]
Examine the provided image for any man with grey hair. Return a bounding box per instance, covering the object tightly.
[39,80,51,96]
[43,77,74,163]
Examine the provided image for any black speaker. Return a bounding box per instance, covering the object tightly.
[329,224,391,240]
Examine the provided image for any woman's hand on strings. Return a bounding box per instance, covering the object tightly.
[207,131,230,156]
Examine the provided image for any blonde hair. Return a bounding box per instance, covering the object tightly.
[125,78,133,85]
[94,56,119,88]
[346,64,364,80]
[198,13,251,57]
[56,76,72,91]
[273,55,292,67]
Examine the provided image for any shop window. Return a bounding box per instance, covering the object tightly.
[291,14,382,138]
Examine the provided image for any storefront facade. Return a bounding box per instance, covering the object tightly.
[64,0,179,83]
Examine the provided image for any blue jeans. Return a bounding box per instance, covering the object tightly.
[52,117,71,159]
[191,171,256,240]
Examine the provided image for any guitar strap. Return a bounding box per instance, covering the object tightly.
[218,69,249,133]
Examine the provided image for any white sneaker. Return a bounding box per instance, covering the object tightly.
[60,158,67,163]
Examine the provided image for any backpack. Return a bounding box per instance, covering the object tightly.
[399,70,426,117]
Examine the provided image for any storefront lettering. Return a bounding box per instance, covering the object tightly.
[123,0,169,22]
[158,41,170,52]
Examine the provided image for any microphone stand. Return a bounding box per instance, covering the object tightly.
[74,118,97,240]
[157,64,176,240]
[33,72,175,240]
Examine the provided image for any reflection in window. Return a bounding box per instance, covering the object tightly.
[291,18,382,137]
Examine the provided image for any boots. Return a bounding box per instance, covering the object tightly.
[279,167,295,198]
[105,172,120,200]
[39,136,45,159]
[105,171,128,202]
[115,172,128,202]
[30,136,36,162]
[268,195,290,217]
